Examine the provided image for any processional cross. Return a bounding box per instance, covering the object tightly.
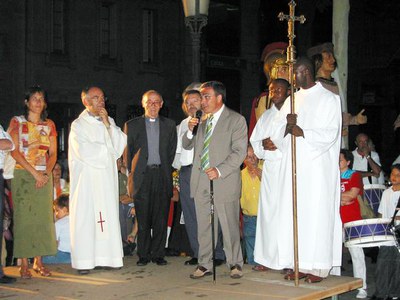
[97,211,106,232]
[278,0,305,287]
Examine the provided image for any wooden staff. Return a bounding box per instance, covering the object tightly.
[278,0,306,287]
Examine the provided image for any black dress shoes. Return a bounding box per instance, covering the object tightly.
[152,257,167,266]
[184,258,198,265]
[137,258,150,266]
[0,275,16,284]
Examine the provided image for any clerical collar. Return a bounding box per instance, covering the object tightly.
[87,110,102,121]
[145,116,158,123]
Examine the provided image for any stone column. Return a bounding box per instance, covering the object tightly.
[332,0,350,147]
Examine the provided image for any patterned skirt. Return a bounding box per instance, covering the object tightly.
[11,169,57,258]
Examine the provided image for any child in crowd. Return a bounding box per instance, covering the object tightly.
[339,149,367,299]
[42,194,71,264]
[240,145,262,266]
[371,164,400,300]
[117,157,137,256]
[53,161,69,200]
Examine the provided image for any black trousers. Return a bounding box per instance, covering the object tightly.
[374,245,400,298]
[135,166,169,260]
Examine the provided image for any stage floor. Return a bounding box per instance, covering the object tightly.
[0,256,362,299]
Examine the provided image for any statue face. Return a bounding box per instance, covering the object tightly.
[320,51,336,74]
[270,59,289,82]
[263,53,289,83]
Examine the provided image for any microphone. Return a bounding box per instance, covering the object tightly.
[192,110,203,136]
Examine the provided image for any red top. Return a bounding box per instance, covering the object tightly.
[340,171,363,223]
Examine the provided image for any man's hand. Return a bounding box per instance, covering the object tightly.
[286,113,297,126]
[356,109,367,125]
[291,125,304,137]
[205,167,219,180]
[188,117,200,132]
[99,108,111,128]
[262,137,277,151]
[359,145,371,157]
[284,124,304,137]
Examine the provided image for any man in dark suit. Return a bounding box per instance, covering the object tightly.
[183,81,247,279]
[124,90,177,266]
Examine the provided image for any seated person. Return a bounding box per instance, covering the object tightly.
[339,149,367,299]
[42,194,71,264]
[53,161,69,200]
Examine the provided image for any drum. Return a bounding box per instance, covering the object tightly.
[363,184,386,215]
[344,218,395,248]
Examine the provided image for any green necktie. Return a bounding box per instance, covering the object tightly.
[200,114,214,171]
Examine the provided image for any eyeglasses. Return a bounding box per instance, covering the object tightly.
[146,101,162,106]
[90,96,107,102]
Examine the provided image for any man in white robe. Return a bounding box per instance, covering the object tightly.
[69,86,127,274]
[271,57,342,282]
[250,79,289,270]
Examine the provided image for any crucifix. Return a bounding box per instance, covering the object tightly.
[278,0,306,287]
[97,211,106,232]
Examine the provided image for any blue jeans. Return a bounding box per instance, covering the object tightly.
[243,215,257,265]
[42,250,71,264]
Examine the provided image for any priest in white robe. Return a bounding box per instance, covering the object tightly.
[69,86,127,274]
[271,57,342,282]
[250,78,289,270]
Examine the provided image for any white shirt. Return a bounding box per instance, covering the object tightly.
[352,149,384,185]
[175,117,194,168]
[0,125,14,169]
[378,188,400,218]
[56,215,71,252]
[185,105,225,176]
[186,105,225,140]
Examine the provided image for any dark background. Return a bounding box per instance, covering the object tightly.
[0,0,399,174]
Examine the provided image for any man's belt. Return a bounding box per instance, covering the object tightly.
[147,164,161,169]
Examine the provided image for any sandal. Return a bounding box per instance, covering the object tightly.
[19,266,32,279]
[33,265,51,277]
[281,268,293,275]
[284,271,307,280]
[252,265,270,272]
[304,274,323,283]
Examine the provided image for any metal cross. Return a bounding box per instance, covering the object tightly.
[277,0,305,288]
[278,0,306,64]
[97,211,106,232]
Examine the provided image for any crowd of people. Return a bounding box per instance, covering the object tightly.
[0,41,399,300]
